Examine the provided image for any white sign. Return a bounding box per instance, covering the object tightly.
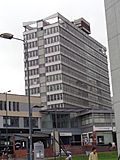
[60,132,72,136]
[94,127,112,131]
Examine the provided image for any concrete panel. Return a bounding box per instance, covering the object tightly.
[105,8,117,40]
[105,0,120,155]
[0,117,3,127]
[39,68,45,73]
[40,86,46,93]
[38,40,44,47]
[19,117,24,128]
[39,77,46,83]
[39,58,45,64]
[38,49,44,56]
[108,37,120,71]
[105,0,118,10]
[112,69,120,103]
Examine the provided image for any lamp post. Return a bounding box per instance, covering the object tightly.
[0,33,32,160]
[4,90,11,160]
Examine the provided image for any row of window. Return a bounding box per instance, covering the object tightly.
[64,94,89,106]
[81,113,112,126]
[3,117,38,128]
[62,64,110,92]
[25,78,39,86]
[46,64,61,72]
[60,30,107,68]
[61,49,108,79]
[25,59,38,68]
[47,83,62,92]
[27,41,37,49]
[60,24,106,60]
[62,75,110,99]
[44,26,59,35]
[0,101,19,111]
[45,45,60,54]
[24,32,37,40]
[26,87,40,95]
[63,82,110,106]
[81,114,92,125]
[63,84,88,98]
[46,54,61,63]
[61,44,108,73]
[25,68,39,77]
[47,74,62,82]
[61,35,106,76]
[25,50,38,59]
[48,103,64,109]
[45,35,59,45]
[47,93,63,101]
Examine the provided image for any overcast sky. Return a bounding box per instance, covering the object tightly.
[0,0,109,95]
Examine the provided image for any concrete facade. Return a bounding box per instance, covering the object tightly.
[23,13,113,146]
[104,0,120,155]
[0,93,42,134]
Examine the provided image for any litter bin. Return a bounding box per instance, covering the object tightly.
[34,141,44,160]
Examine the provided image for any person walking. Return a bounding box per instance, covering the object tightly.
[89,147,98,160]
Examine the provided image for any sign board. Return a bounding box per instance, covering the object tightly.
[60,132,72,136]
[94,127,112,131]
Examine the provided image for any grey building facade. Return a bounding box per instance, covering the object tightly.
[23,13,113,145]
[104,0,120,154]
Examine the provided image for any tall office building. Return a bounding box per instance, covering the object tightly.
[104,0,120,155]
[23,13,111,112]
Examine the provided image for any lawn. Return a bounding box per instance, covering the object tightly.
[49,151,118,160]
[72,151,117,160]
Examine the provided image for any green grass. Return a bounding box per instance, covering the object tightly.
[48,151,117,160]
[98,152,117,160]
[72,151,117,160]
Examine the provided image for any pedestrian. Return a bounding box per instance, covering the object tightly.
[89,147,98,160]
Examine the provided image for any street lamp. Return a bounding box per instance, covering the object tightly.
[0,33,32,160]
[4,90,11,160]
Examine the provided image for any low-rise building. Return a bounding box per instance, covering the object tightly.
[0,93,44,155]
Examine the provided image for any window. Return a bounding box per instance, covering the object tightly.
[44,26,59,35]
[81,114,92,126]
[0,101,2,110]
[47,74,62,82]
[30,87,40,94]
[47,93,63,101]
[32,118,38,128]
[13,102,16,111]
[9,101,11,111]
[24,117,38,128]
[26,68,39,76]
[45,45,60,54]
[47,84,62,92]
[4,101,6,110]
[17,102,19,111]
[46,64,61,72]
[24,117,29,127]
[27,41,37,49]
[3,116,19,127]
[97,136,104,145]
[13,102,19,111]
[45,36,59,45]
[46,54,61,63]
[29,59,38,67]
